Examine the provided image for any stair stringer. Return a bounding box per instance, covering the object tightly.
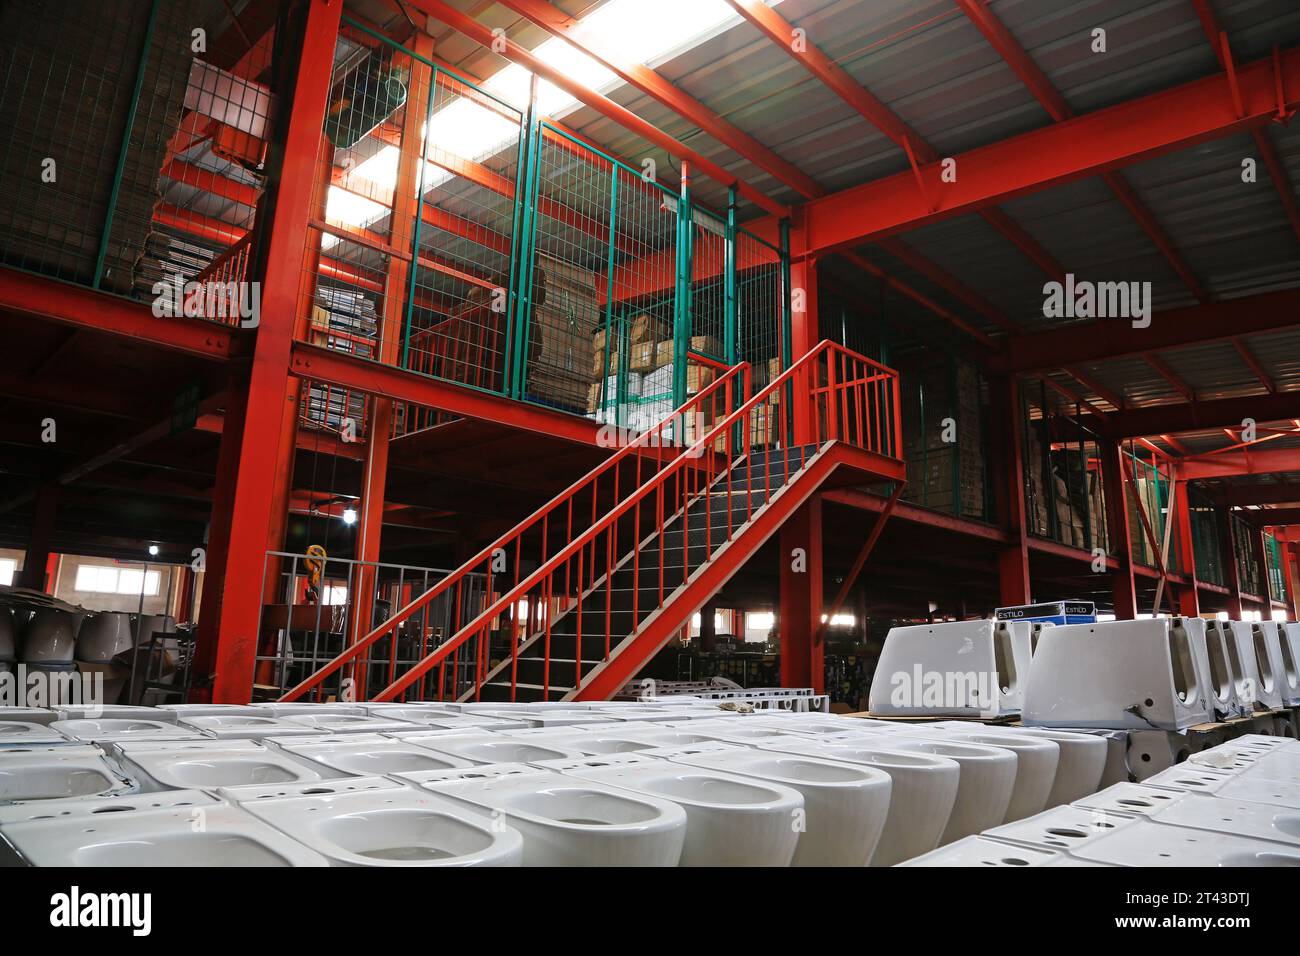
[571,442,848,701]
[460,453,742,701]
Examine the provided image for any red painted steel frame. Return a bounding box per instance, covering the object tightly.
[409,0,789,218]
[992,377,1031,606]
[202,0,344,703]
[1099,439,1137,619]
[743,46,1300,254]
[779,495,824,693]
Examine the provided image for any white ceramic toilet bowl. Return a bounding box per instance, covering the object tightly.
[1259,621,1300,705]
[273,733,476,777]
[759,738,959,866]
[939,730,1060,822]
[1006,727,1108,806]
[876,737,1018,843]
[1,803,330,866]
[0,745,132,801]
[0,706,56,725]
[407,763,688,866]
[868,619,1032,717]
[549,753,804,866]
[55,704,178,723]
[1227,621,1285,711]
[227,776,523,866]
[0,608,17,662]
[662,746,892,866]
[1024,618,1213,730]
[75,612,135,663]
[0,787,221,826]
[114,738,327,791]
[19,609,77,663]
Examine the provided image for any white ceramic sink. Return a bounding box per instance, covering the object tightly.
[984,804,1142,853]
[408,763,688,866]
[176,714,323,739]
[229,776,523,866]
[551,754,804,867]
[1073,782,1188,818]
[759,738,960,866]
[0,746,132,801]
[1070,817,1300,866]
[0,803,330,866]
[250,702,369,716]
[1144,793,1300,847]
[273,734,477,777]
[54,704,178,723]
[155,703,267,717]
[114,740,326,792]
[49,718,201,744]
[392,731,588,766]
[897,835,1111,867]
[280,713,424,734]
[662,745,892,866]
[0,720,69,746]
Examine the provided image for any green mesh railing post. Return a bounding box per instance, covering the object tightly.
[501,82,533,396]
[94,0,159,289]
[671,177,691,409]
[724,186,738,368]
[400,70,439,372]
[600,163,619,418]
[510,78,542,400]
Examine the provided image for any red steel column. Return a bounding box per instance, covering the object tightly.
[203,0,344,702]
[990,377,1030,606]
[1172,478,1200,616]
[1099,439,1137,619]
[788,252,817,444]
[18,484,58,591]
[779,494,824,691]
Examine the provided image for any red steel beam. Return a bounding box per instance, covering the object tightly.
[1143,352,1197,403]
[1231,336,1277,393]
[1100,392,1300,439]
[1225,484,1300,507]
[995,288,1300,373]
[497,0,825,200]
[1178,446,1300,479]
[410,0,790,218]
[0,266,235,359]
[746,45,1300,255]
[957,0,1208,301]
[161,159,261,208]
[723,0,934,162]
[289,341,605,446]
[1190,1,1300,243]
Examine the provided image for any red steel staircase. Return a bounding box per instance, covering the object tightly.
[281,341,904,704]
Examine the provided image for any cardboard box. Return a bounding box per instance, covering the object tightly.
[594,350,619,376]
[686,364,716,394]
[630,313,670,344]
[592,328,607,355]
[630,341,657,372]
[654,339,675,367]
[688,334,723,357]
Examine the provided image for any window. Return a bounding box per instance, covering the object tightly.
[0,558,14,586]
[73,564,161,596]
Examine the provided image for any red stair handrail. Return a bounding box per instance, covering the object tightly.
[280,359,749,701]
[369,340,900,703]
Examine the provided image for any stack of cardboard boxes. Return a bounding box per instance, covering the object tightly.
[900,359,986,517]
[587,318,724,436]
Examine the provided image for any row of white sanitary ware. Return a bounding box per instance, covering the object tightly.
[0,702,1126,866]
[868,617,1300,730]
[0,608,174,665]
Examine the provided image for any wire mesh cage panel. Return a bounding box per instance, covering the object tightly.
[736,228,783,386]
[0,0,260,305]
